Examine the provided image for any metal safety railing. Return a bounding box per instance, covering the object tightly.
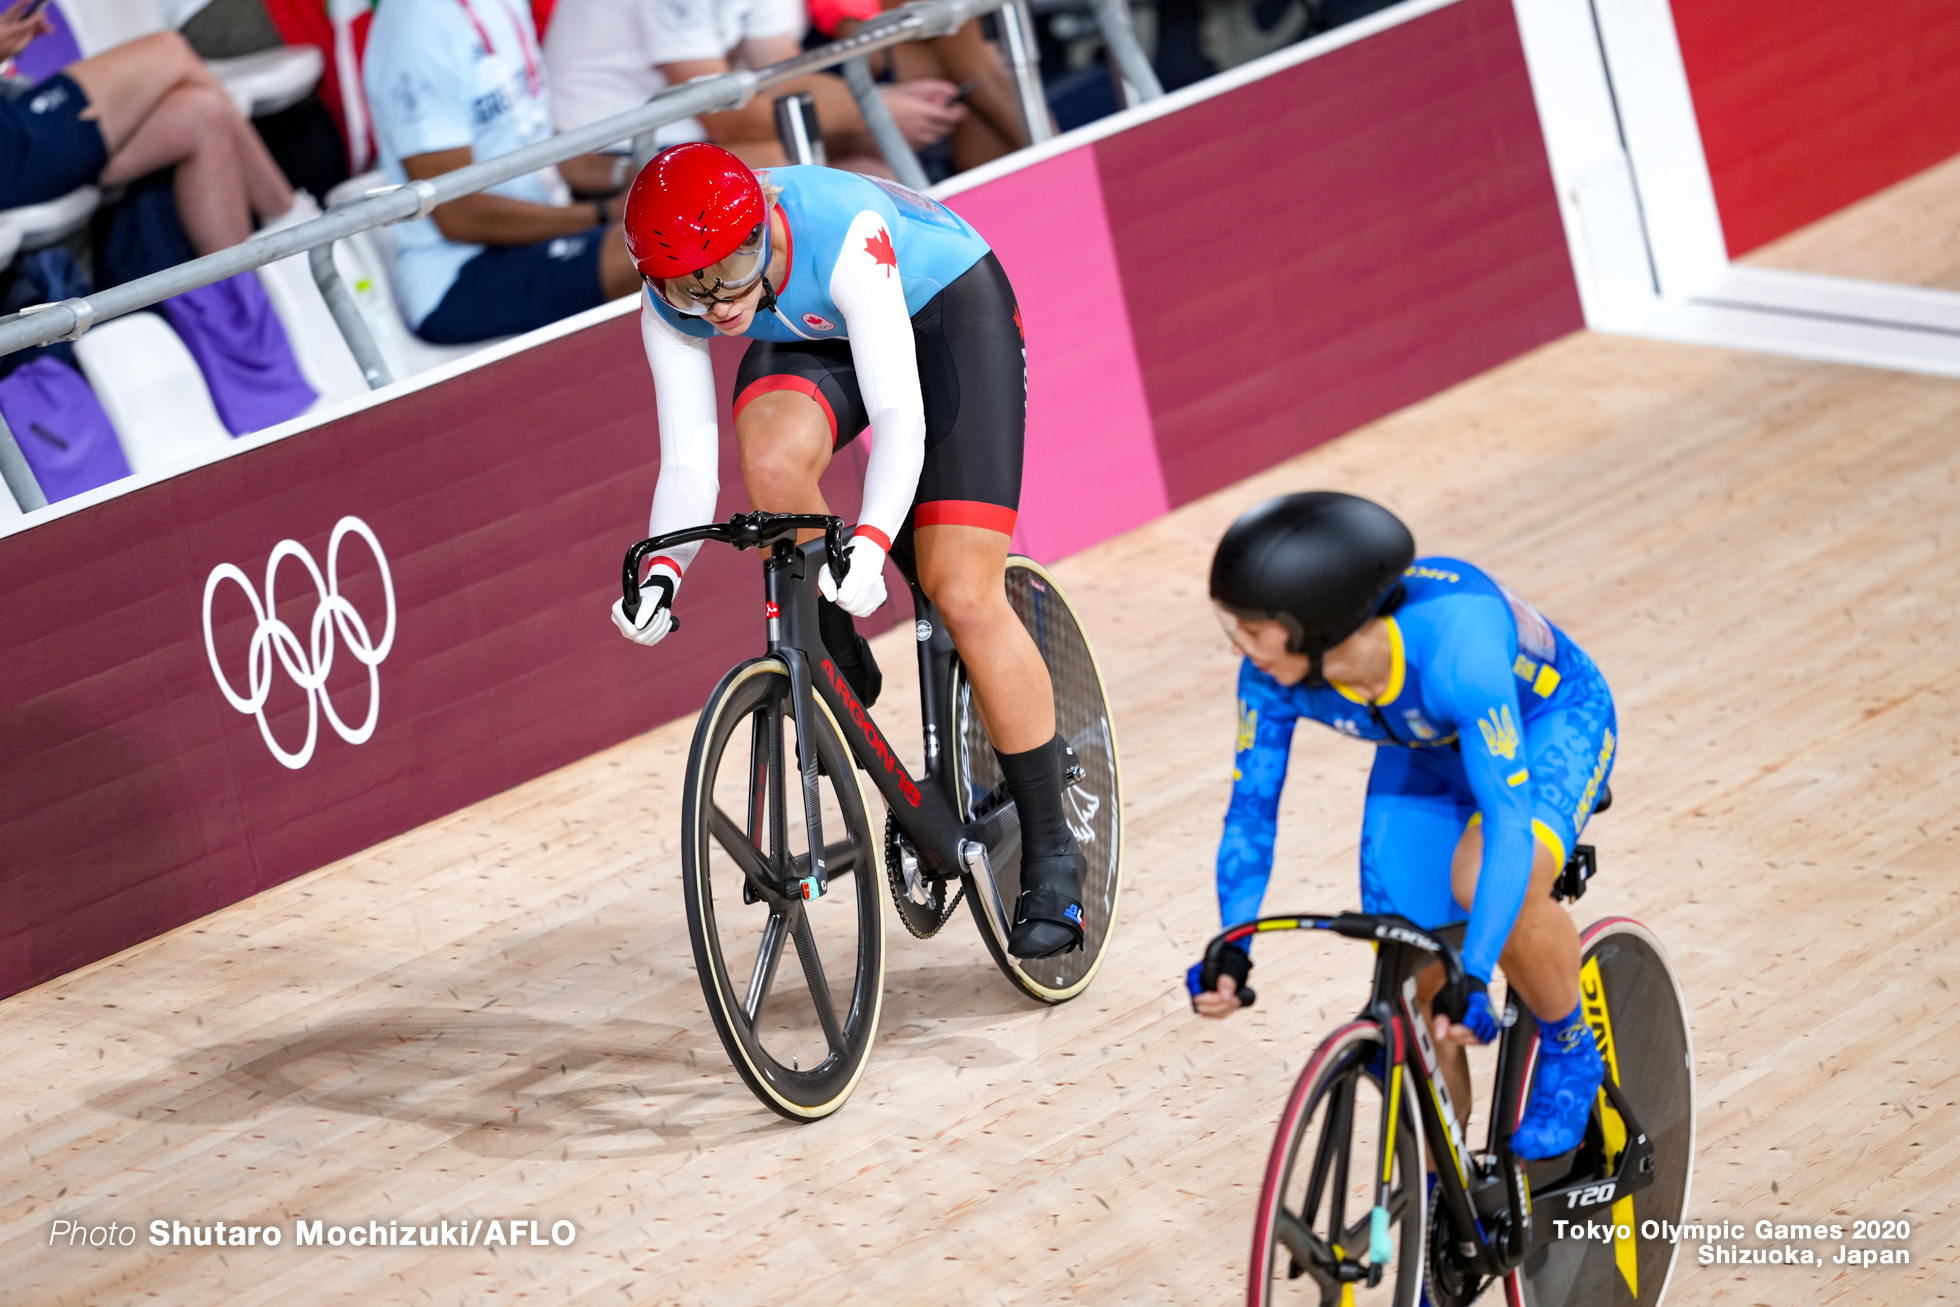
[0,0,1161,515]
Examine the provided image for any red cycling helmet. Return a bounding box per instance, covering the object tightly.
[623,142,767,283]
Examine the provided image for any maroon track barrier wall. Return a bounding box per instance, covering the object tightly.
[0,0,1578,998]
[1671,0,1960,257]
[1095,0,1578,504]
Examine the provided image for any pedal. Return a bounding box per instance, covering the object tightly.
[794,875,824,901]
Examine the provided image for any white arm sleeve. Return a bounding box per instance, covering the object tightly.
[829,209,925,550]
[639,295,722,578]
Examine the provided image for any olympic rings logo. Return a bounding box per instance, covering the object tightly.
[201,516,397,771]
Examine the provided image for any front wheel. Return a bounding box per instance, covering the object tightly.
[681,656,885,1121]
[1510,917,1695,1306]
[956,556,1124,1003]
[1250,1021,1427,1307]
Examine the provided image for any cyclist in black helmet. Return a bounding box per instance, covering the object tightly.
[1190,491,1618,1161]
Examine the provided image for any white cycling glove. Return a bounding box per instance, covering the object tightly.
[610,569,679,647]
[818,535,889,617]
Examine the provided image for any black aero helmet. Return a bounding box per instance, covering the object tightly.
[1210,491,1416,660]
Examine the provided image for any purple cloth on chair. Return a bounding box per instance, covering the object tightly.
[160,274,316,436]
[10,5,83,83]
[0,356,129,503]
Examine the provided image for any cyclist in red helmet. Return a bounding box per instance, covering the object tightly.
[610,142,1086,960]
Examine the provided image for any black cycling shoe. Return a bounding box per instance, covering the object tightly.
[818,597,882,708]
[1006,838,1086,959]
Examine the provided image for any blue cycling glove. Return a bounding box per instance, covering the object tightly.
[1455,978,1500,1044]
[1186,942,1255,1010]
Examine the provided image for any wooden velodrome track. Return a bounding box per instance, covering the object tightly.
[8,174,1960,1306]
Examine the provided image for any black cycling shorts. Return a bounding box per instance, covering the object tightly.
[414,224,607,344]
[0,74,109,210]
[733,250,1026,538]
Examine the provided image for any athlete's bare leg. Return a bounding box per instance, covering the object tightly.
[913,523,1053,752]
[737,390,835,512]
[736,389,1053,752]
[1452,829,1579,1023]
[1415,833,1569,1128]
[68,32,294,254]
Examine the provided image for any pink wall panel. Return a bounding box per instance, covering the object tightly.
[0,0,1584,994]
[1096,0,1580,505]
[1672,0,1960,256]
[944,149,1168,562]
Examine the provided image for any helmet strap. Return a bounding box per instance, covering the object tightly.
[1304,652,1327,689]
[757,275,778,315]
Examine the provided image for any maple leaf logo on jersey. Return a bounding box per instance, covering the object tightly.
[864,227,897,276]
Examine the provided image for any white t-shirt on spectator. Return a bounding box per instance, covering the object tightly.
[364,0,573,328]
[545,0,808,145]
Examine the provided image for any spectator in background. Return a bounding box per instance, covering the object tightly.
[817,0,1029,174]
[363,0,640,345]
[0,5,299,251]
[543,0,965,176]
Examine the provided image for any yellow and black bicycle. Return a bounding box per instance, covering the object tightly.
[1199,835,1693,1306]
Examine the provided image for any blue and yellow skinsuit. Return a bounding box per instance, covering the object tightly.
[1218,560,1617,985]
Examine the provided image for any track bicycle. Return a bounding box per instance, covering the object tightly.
[1197,826,1694,1306]
[619,511,1124,1121]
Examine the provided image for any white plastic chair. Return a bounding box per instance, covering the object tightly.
[0,466,23,523]
[72,311,233,475]
[253,255,369,406]
[0,185,100,253]
[207,46,325,118]
[319,175,510,379]
[49,0,159,53]
[54,0,322,119]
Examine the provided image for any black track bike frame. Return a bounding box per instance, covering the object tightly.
[1202,911,1660,1288]
[623,511,1016,913]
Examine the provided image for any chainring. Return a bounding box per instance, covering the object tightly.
[1425,1197,1488,1307]
[885,813,963,939]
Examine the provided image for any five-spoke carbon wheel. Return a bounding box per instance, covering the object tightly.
[682,657,885,1121]
[1512,917,1694,1306]
[1249,1021,1427,1307]
[955,557,1124,1003]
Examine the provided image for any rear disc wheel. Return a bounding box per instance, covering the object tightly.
[1511,917,1694,1305]
[956,557,1123,1003]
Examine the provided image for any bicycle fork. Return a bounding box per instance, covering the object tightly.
[1367,1016,1406,1277]
[764,542,831,902]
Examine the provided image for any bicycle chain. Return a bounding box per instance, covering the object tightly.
[884,813,963,939]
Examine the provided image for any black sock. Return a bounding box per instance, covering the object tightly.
[997,734,1074,862]
[817,596,880,707]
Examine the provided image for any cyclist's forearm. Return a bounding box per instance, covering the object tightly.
[1462,820,1534,980]
[430,192,600,246]
[856,407,925,547]
[640,302,722,574]
[1217,823,1277,929]
[1218,667,1297,927]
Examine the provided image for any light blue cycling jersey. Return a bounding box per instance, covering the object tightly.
[1218,559,1617,983]
[645,164,992,343]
